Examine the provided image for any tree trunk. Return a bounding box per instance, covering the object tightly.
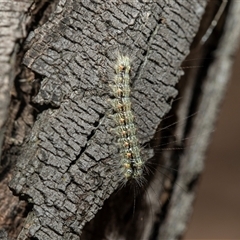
[1,0,240,239]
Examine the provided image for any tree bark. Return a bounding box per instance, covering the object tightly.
[1,0,240,239]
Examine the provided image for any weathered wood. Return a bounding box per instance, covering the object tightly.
[0,0,32,155]
[0,1,38,238]
[9,0,206,239]
[1,0,240,239]
[159,1,240,238]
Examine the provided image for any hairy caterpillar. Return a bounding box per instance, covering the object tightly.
[109,54,193,187]
[110,55,146,185]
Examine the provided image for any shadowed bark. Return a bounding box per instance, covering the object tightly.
[0,0,240,239]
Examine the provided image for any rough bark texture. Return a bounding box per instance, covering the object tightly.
[1,0,240,240]
[0,1,38,239]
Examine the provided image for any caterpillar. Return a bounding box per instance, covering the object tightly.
[110,55,145,185]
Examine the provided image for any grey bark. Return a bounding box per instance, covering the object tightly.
[1,0,240,240]
[0,1,32,158]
